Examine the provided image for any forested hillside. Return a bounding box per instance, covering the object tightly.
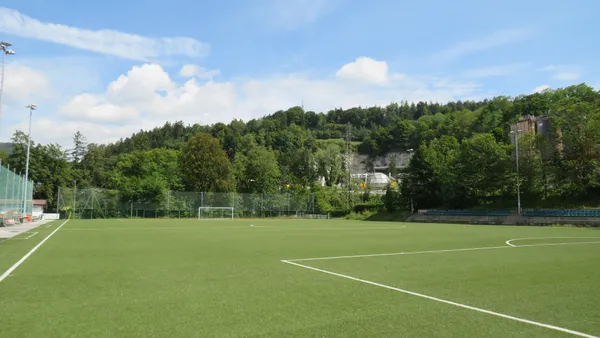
[5,83,600,213]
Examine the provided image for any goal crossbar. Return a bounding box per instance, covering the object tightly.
[198,207,234,219]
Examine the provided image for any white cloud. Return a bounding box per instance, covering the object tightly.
[179,64,221,79]
[336,57,391,84]
[434,28,535,63]
[537,64,581,81]
[0,7,209,61]
[7,58,482,147]
[107,64,174,104]
[2,63,52,104]
[463,64,527,78]
[554,72,580,81]
[59,94,140,123]
[533,84,551,93]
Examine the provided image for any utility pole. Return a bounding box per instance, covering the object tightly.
[73,179,77,219]
[22,104,36,219]
[346,122,352,210]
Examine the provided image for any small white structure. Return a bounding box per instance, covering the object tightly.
[351,172,393,189]
[32,200,47,218]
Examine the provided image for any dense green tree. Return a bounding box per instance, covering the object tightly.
[180,133,234,192]
[455,133,511,206]
[2,83,598,212]
[233,146,280,193]
[70,131,88,165]
[109,148,182,203]
[0,149,7,165]
[316,144,344,187]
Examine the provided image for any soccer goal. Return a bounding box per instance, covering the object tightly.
[198,207,234,220]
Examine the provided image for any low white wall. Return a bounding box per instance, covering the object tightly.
[43,213,60,220]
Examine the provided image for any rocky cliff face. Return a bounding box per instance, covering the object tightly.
[347,151,413,174]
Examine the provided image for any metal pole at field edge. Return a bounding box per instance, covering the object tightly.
[22,104,36,219]
[4,164,9,211]
[73,179,77,219]
[167,191,170,218]
[56,187,61,219]
[10,168,15,210]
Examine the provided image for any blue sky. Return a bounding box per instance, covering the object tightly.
[0,0,598,146]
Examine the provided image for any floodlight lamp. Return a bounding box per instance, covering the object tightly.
[0,41,12,47]
[26,104,37,110]
[5,49,15,55]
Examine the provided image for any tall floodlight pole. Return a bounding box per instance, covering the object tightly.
[22,104,36,218]
[0,41,15,137]
[73,179,77,219]
[510,130,522,215]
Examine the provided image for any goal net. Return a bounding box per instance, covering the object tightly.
[198,207,234,220]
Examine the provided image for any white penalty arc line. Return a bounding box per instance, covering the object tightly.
[0,219,70,283]
[282,260,598,338]
[287,240,600,262]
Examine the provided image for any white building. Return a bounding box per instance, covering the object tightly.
[351,172,393,189]
[32,200,47,218]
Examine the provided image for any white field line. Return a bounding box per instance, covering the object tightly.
[506,237,600,247]
[0,219,70,283]
[282,260,598,338]
[287,240,600,262]
[11,232,39,240]
[24,232,39,239]
[58,225,408,231]
[59,226,253,231]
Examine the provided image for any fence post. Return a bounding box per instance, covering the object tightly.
[3,165,9,212]
[167,191,171,218]
[91,191,94,219]
[73,180,77,219]
[56,187,61,218]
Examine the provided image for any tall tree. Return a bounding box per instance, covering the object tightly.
[180,133,234,192]
[316,144,344,187]
[109,148,183,203]
[455,133,511,206]
[234,146,280,193]
[0,149,7,165]
[71,131,88,165]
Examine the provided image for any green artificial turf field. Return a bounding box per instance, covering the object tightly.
[0,219,599,337]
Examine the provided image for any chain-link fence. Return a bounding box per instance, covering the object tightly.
[57,188,319,219]
[0,163,34,218]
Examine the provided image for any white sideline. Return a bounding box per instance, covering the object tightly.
[0,219,69,283]
[286,240,600,262]
[506,237,600,247]
[281,260,598,338]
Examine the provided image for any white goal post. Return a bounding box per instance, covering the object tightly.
[198,207,234,220]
